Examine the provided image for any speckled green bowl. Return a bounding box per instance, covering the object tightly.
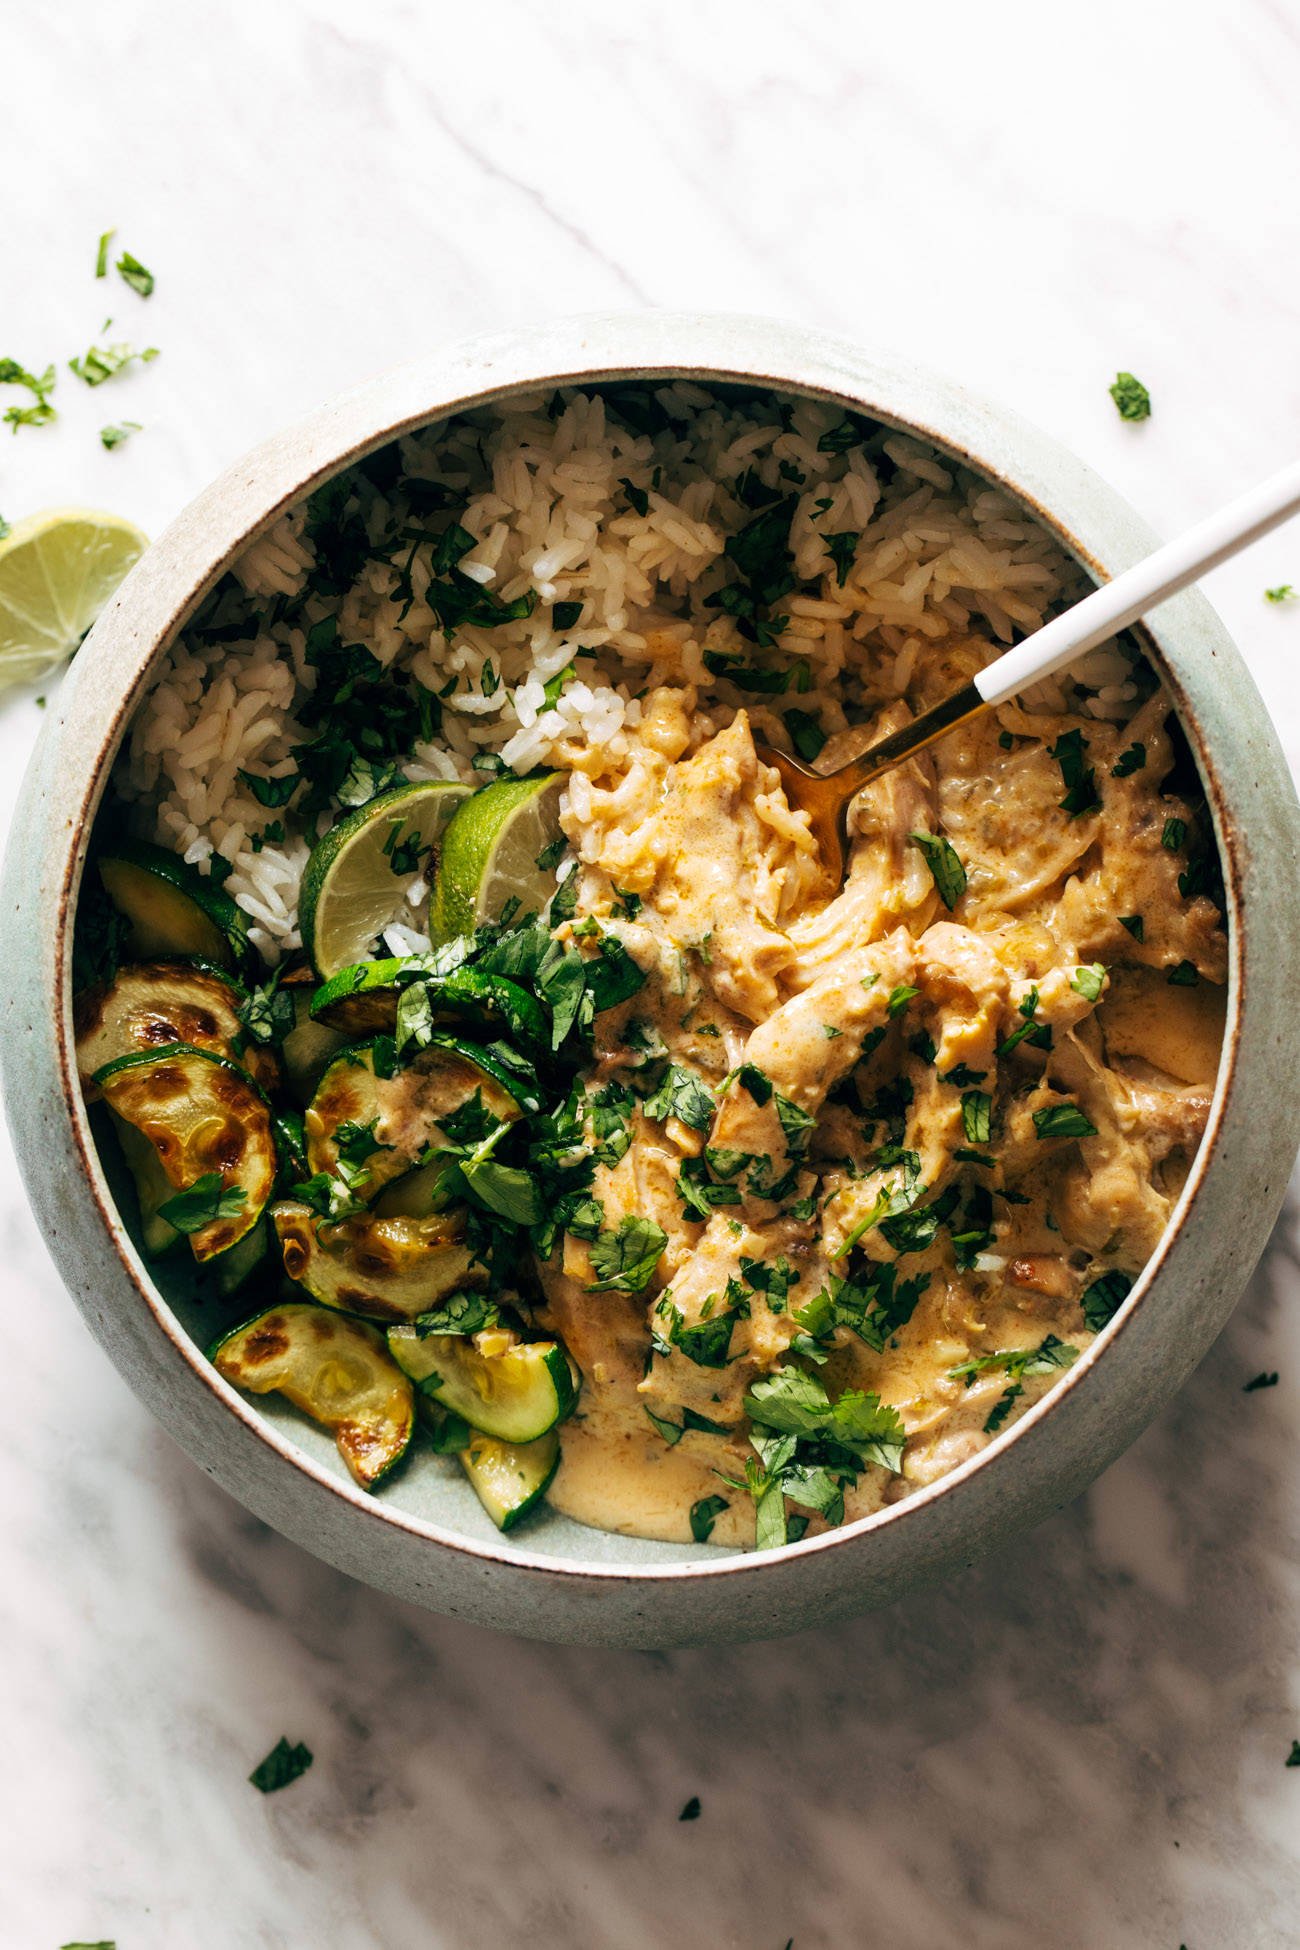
[5,313,1298,1648]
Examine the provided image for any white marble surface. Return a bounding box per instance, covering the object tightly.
[3,1,1299,1943]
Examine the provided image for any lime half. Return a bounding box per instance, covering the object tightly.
[300,780,470,977]
[429,773,566,943]
[0,507,148,694]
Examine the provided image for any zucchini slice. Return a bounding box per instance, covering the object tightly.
[210,1301,414,1489]
[109,1108,186,1258]
[75,958,278,1098]
[97,839,251,971]
[213,1215,272,1297]
[305,1037,531,1195]
[272,1200,484,1322]
[94,1042,274,1260]
[459,1427,559,1531]
[387,1327,578,1442]
[280,981,347,1106]
[310,958,548,1048]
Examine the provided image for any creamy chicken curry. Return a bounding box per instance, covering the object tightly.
[77,387,1226,1548]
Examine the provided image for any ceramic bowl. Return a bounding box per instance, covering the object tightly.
[6,313,1299,1649]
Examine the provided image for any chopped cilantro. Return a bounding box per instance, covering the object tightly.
[661,1299,744,1368]
[745,1367,905,1472]
[0,355,57,430]
[94,227,115,277]
[1119,913,1145,941]
[68,340,159,386]
[961,1091,992,1145]
[1048,728,1101,817]
[824,530,859,586]
[1032,1103,1098,1140]
[237,768,298,808]
[996,987,1052,1057]
[1166,959,1199,986]
[1111,741,1146,777]
[816,418,861,454]
[887,983,919,1018]
[587,1216,667,1293]
[911,831,967,909]
[732,1062,773,1106]
[941,1062,986,1087]
[621,477,650,516]
[535,835,567,872]
[689,1497,727,1544]
[157,1173,246,1234]
[1081,1270,1132,1330]
[116,250,155,297]
[1070,963,1107,1002]
[679,1794,703,1819]
[1265,585,1295,604]
[1161,816,1186,852]
[1109,371,1152,422]
[1243,1371,1279,1392]
[785,708,826,762]
[99,419,141,449]
[552,600,582,630]
[249,1736,314,1794]
[643,1063,715,1133]
[413,1291,499,1338]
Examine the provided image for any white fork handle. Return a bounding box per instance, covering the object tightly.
[975,458,1300,708]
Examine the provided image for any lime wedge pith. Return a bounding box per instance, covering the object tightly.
[300,780,470,977]
[0,507,148,694]
[428,773,566,943]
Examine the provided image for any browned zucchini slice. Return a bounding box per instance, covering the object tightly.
[271,1200,485,1321]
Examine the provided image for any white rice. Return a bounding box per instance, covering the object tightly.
[114,384,1134,964]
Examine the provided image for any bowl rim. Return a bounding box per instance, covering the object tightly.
[40,310,1253,1586]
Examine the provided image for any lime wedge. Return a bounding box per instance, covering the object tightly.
[428,773,566,943]
[300,780,470,977]
[0,507,148,694]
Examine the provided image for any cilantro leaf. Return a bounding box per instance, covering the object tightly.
[1032,1103,1098,1140]
[116,250,155,297]
[99,419,141,450]
[249,1736,313,1794]
[157,1172,246,1235]
[911,831,967,909]
[68,340,159,386]
[1109,371,1152,422]
[1081,1269,1132,1330]
[587,1215,666,1293]
[643,1064,716,1133]
[690,1495,728,1543]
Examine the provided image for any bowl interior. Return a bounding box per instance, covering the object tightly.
[69,360,1237,1577]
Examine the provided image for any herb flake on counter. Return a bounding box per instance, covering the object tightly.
[1109,371,1152,422]
[69,340,159,386]
[911,830,967,909]
[1265,584,1295,604]
[116,249,155,297]
[249,1736,314,1794]
[99,420,141,450]
[1,355,57,430]
[94,226,116,277]
[1287,1741,1300,1768]
[1243,1371,1279,1392]
[679,1794,703,1820]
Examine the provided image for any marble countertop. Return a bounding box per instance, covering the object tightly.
[3,2,1299,1944]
